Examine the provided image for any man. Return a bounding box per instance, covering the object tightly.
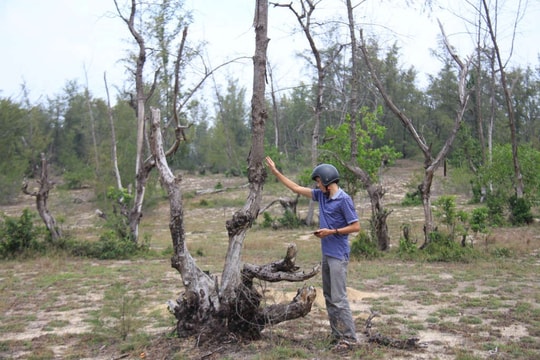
[265,156,360,347]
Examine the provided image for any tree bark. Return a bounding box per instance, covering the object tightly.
[220,0,270,298]
[22,153,62,242]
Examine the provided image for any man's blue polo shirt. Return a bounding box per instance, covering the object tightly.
[312,188,359,260]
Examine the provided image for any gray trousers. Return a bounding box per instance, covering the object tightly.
[321,255,357,341]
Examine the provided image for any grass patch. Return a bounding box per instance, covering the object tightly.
[459,316,483,325]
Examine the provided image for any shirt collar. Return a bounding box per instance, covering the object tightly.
[329,187,343,200]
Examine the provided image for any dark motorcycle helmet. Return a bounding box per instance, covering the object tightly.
[311,164,340,186]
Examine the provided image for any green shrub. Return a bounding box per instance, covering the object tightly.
[259,212,274,228]
[469,180,483,204]
[470,207,489,233]
[0,209,44,257]
[106,186,134,205]
[351,231,380,259]
[64,238,96,257]
[434,195,457,230]
[401,190,422,206]
[90,282,143,341]
[486,192,506,226]
[94,231,140,259]
[278,210,302,229]
[508,195,533,225]
[397,224,418,259]
[424,230,479,262]
[63,169,91,189]
[68,231,145,260]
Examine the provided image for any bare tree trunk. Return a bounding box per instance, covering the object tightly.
[115,0,230,242]
[149,108,222,337]
[114,0,148,243]
[104,72,123,190]
[474,13,486,166]
[487,49,496,195]
[84,67,100,175]
[267,63,280,149]
[346,0,359,161]
[286,0,324,168]
[22,153,62,242]
[367,184,391,250]
[115,0,161,243]
[346,164,392,250]
[220,0,271,297]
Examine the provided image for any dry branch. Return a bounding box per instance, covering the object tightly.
[242,244,320,283]
[259,196,298,214]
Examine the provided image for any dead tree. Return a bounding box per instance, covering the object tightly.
[272,1,345,227]
[359,22,472,248]
[114,0,249,244]
[22,153,62,242]
[259,195,299,224]
[104,72,123,191]
[150,107,318,341]
[149,1,319,342]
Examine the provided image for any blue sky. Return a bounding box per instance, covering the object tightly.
[0,0,538,104]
